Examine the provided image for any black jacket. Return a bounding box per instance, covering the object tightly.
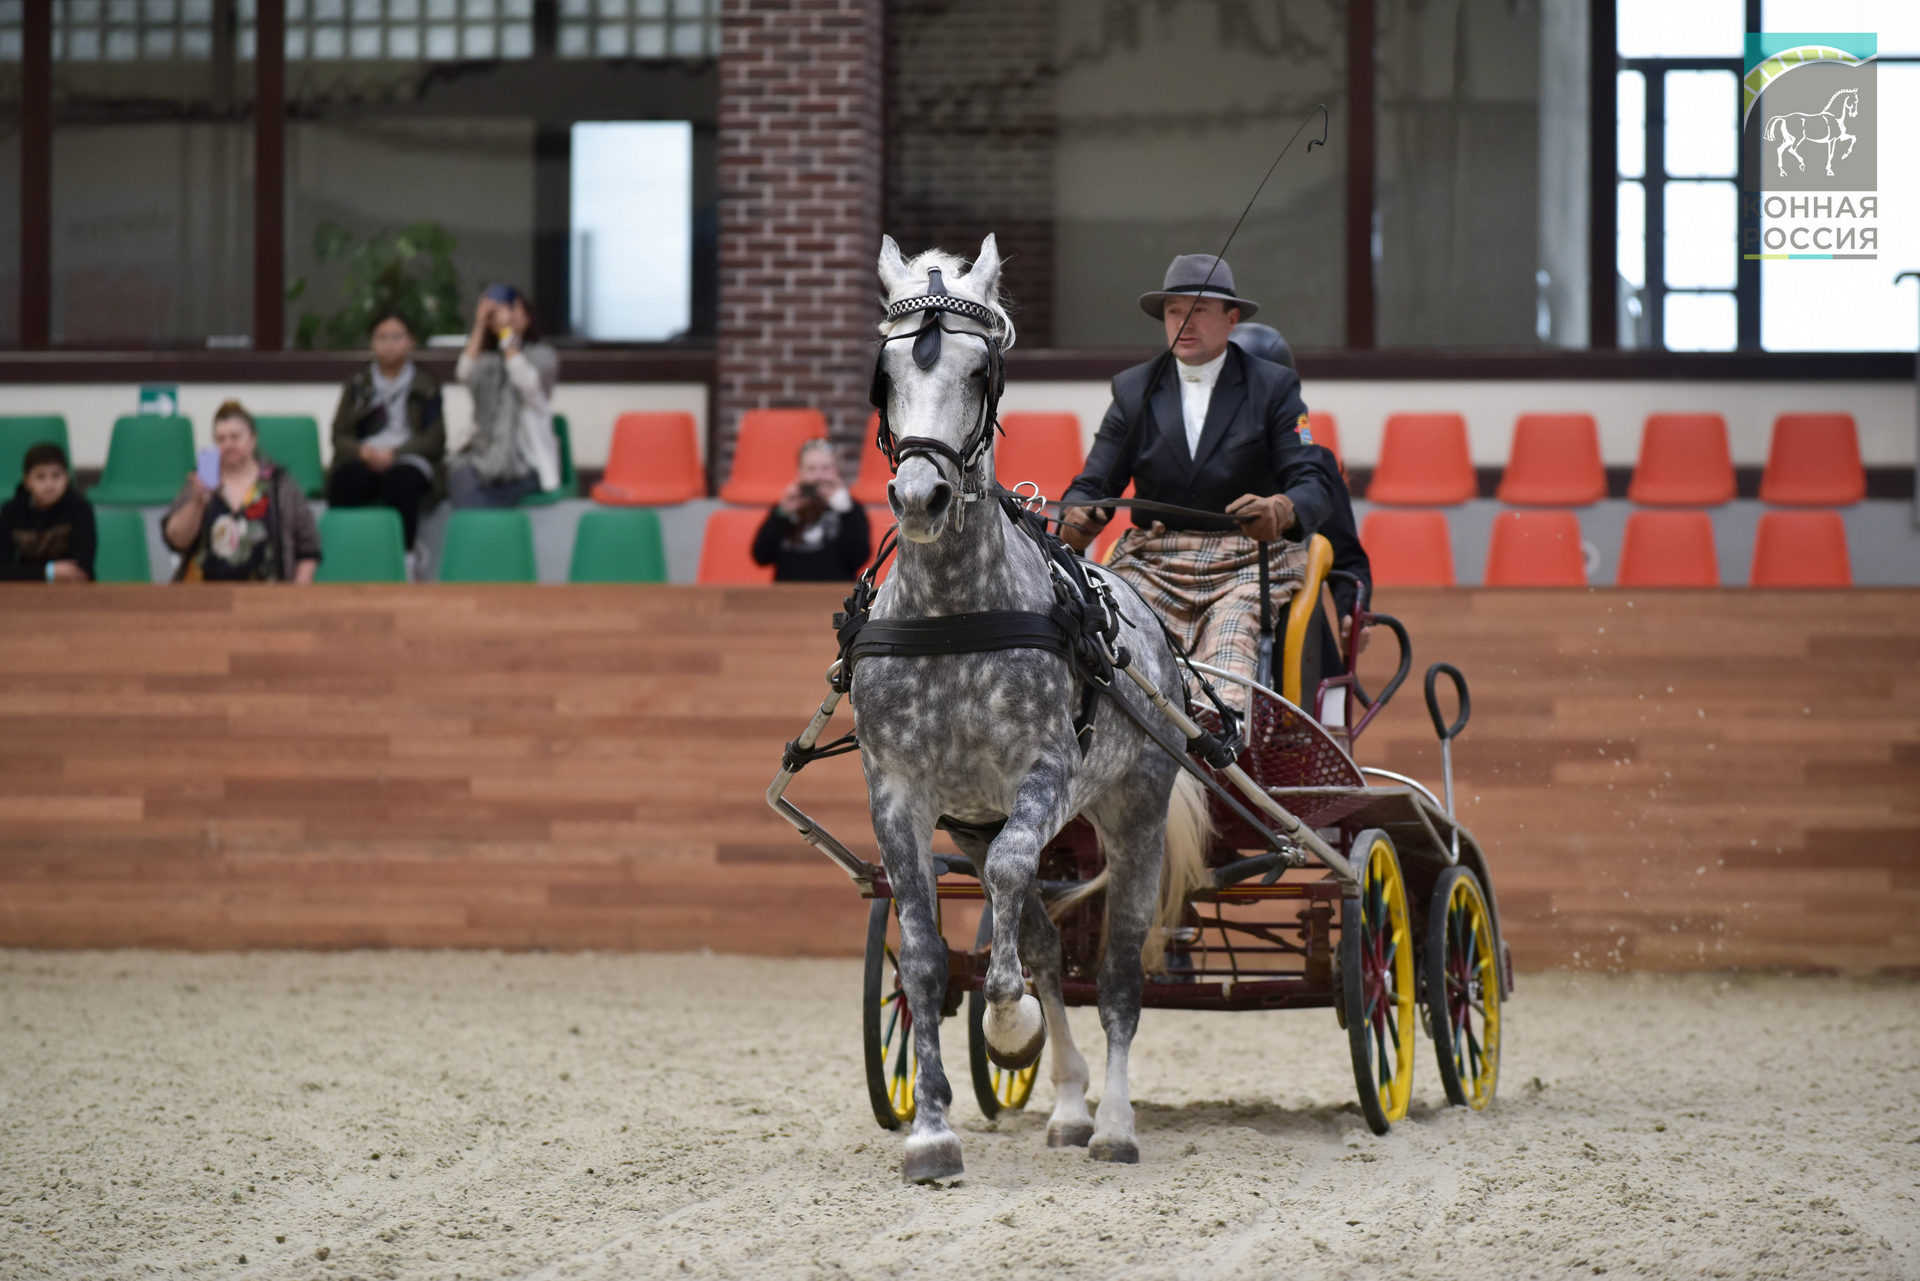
[1062,345,1332,537]
[752,504,872,582]
[1,483,96,581]
[1305,445,1372,620]
[328,365,447,496]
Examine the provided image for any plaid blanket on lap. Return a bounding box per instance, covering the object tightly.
[1106,528,1307,708]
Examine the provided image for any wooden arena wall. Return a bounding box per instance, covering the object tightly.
[1,586,1915,972]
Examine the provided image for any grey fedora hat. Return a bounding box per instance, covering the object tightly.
[1138,253,1260,320]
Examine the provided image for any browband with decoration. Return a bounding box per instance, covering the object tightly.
[884,292,999,325]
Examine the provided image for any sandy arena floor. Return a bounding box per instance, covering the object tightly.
[1,950,1915,1281]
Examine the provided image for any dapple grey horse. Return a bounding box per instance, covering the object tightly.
[855,233,1211,1182]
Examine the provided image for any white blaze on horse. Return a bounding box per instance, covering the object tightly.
[852,233,1211,1182]
[1766,87,1861,178]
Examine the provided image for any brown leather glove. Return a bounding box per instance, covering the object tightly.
[1059,505,1110,553]
[1225,492,1297,542]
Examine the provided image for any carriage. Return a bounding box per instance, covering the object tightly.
[769,525,1514,1141]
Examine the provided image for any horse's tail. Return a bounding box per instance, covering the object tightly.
[1048,771,1215,974]
[1765,114,1786,140]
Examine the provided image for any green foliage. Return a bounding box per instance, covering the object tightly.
[287,221,462,350]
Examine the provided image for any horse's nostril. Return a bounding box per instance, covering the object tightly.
[886,481,905,518]
[925,482,953,521]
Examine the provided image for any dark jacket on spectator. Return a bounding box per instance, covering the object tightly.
[160,460,322,583]
[329,365,447,498]
[1,483,96,581]
[1307,444,1371,620]
[752,504,871,582]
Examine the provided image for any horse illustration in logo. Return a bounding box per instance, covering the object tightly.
[1765,87,1861,178]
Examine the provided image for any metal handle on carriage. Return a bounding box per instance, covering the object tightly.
[1344,612,1411,741]
[1422,661,1472,859]
[1115,662,1356,890]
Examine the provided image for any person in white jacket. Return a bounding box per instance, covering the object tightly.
[449,284,560,508]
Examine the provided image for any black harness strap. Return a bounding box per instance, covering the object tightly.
[847,611,1072,662]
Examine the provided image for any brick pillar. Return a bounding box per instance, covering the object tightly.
[717,0,885,485]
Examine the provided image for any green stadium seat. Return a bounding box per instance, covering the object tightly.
[568,508,668,583]
[438,509,537,583]
[254,415,326,499]
[519,413,580,506]
[88,415,195,506]
[92,508,153,583]
[0,416,71,475]
[315,508,407,584]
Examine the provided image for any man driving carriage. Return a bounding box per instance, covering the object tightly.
[1059,253,1335,710]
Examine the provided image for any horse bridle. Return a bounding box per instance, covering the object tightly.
[868,266,1007,514]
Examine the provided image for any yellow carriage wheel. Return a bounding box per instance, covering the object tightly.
[1340,830,1417,1135]
[1424,866,1502,1110]
[861,898,918,1130]
[967,908,1040,1118]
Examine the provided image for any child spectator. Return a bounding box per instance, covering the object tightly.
[1,442,96,582]
[161,400,321,583]
[751,439,871,581]
[325,309,445,552]
[450,284,560,507]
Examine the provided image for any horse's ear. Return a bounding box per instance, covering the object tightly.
[878,235,911,294]
[968,233,1002,298]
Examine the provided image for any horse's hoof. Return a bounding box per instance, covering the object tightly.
[984,994,1046,1071]
[902,1132,964,1184]
[1047,1120,1094,1149]
[1087,1135,1140,1164]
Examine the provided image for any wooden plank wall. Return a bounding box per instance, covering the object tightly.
[1,586,1915,972]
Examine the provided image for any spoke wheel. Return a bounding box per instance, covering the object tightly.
[1340,830,1416,1135]
[861,898,917,1130]
[1424,866,1502,1110]
[967,909,1040,1119]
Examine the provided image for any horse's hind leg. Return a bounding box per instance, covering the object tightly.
[872,785,962,1182]
[1016,890,1093,1147]
[1084,811,1167,1164]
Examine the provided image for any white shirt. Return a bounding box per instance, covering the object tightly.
[1177,350,1227,456]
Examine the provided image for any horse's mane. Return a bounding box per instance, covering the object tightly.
[880,247,1018,352]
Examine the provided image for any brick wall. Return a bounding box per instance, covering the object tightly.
[884,0,1057,347]
[717,0,885,482]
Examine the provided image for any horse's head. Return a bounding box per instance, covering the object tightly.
[873,233,1014,543]
[1843,88,1859,117]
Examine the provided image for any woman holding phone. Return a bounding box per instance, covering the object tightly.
[448,284,560,508]
[161,400,321,583]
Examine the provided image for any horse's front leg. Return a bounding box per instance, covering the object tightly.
[980,749,1075,1076]
[871,778,961,1182]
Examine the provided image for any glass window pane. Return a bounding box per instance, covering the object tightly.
[670,22,703,56]
[350,26,381,58]
[312,25,344,58]
[426,0,456,17]
[1766,1,1920,57]
[388,26,418,57]
[389,0,419,17]
[595,21,627,55]
[1665,70,1737,177]
[424,23,454,56]
[570,121,691,340]
[1663,292,1735,350]
[142,29,177,58]
[105,29,138,60]
[284,26,305,58]
[461,23,495,57]
[351,0,381,17]
[500,22,531,57]
[1619,0,1740,58]
[635,23,664,56]
[1618,70,1645,179]
[71,30,102,59]
[180,27,211,58]
[313,0,344,18]
[1664,181,1737,288]
[558,21,588,55]
[0,30,21,62]
[1617,180,1646,288]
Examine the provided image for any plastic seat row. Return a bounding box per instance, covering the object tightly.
[1365,411,1865,508]
[1364,509,1853,588]
[2,414,582,508]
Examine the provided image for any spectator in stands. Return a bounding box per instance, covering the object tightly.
[161,401,321,583]
[1,442,96,583]
[450,284,560,508]
[325,309,444,553]
[751,439,871,581]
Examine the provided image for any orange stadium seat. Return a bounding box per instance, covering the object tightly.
[1497,413,1606,506]
[1748,511,1852,587]
[852,413,893,505]
[1616,511,1719,587]
[1627,413,1734,506]
[591,411,705,505]
[1759,413,1864,506]
[1483,511,1587,587]
[1360,510,1455,586]
[995,412,1084,502]
[1304,410,1341,462]
[1364,413,1475,505]
[695,508,776,585]
[720,408,829,505]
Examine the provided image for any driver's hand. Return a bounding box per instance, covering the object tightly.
[1059,505,1109,553]
[1225,492,1296,542]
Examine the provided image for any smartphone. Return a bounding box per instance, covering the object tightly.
[196,447,220,489]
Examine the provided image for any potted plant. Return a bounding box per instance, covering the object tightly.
[287,220,462,350]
